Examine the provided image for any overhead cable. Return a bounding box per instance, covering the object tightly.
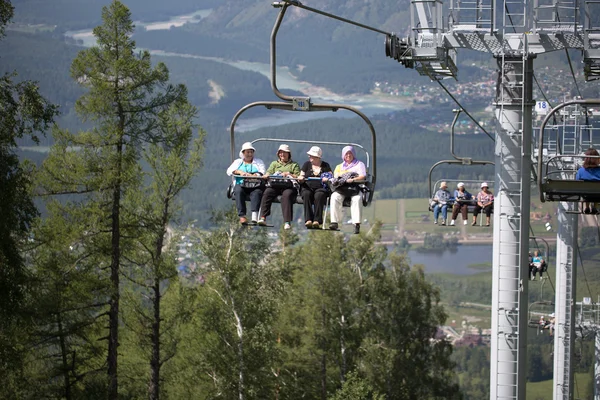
[565,49,583,99]
[434,79,494,141]
[278,0,390,36]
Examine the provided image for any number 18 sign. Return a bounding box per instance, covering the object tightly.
[535,101,550,115]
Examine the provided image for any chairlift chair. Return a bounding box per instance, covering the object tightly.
[537,99,600,203]
[226,2,377,215]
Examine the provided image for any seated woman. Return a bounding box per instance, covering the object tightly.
[258,144,301,230]
[298,146,332,229]
[450,182,472,226]
[530,250,546,281]
[576,147,600,214]
[226,142,266,225]
[329,146,367,234]
[432,182,452,225]
[473,182,494,226]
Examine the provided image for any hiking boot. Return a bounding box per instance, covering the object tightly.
[329,222,339,230]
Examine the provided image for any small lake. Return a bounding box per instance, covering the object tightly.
[398,244,493,275]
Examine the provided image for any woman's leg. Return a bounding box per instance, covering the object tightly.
[350,194,362,224]
[441,204,448,222]
[473,205,481,224]
[451,205,461,220]
[259,187,277,218]
[302,188,315,222]
[281,188,296,222]
[313,189,328,224]
[234,185,247,217]
[330,191,344,224]
[461,204,468,221]
[433,204,440,221]
[249,188,263,213]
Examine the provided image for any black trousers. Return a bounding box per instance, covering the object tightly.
[301,187,329,224]
[473,204,493,217]
[260,187,296,222]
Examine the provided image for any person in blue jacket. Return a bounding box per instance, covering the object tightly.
[450,182,472,226]
[576,148,600,214]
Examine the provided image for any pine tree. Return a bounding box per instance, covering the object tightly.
[37,1,189,396]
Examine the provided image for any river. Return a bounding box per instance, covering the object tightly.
[402,244,493,275]
[63,9,412,132]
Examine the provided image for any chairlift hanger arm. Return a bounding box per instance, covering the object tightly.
[274,0,391,36]
[270,2,388,102]
[427,159,494,199]
[536,99,600,203]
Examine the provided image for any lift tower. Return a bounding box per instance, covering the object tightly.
[386,1,600,399]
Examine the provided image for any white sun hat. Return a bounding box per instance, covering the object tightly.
[277,144,292,154]
[481,182,489,188]
[457,182,465,188]
[307,146,323,158]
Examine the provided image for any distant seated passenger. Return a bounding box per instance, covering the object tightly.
[576,148,600,214]
[431,181,452,226]
[329,146,366,234]
[450,182,472,226]
[529,250,546,281]
[226,142,266,225]
[473,182,494,226]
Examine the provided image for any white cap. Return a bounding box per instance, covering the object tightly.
[457,182,465,188]
[241,142,255,152]
[481,182,489,188]
[277,144,291,154]
[307,146,322,158]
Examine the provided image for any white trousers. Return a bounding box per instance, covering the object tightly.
[330,192,362,224]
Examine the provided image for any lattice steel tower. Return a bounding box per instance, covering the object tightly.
[387,0,600,399]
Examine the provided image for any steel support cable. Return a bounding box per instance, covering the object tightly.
[434,79,494,141]
[576,243,596,303]
[533,73,553,108]
[565,49,583,99]
[555,14,583,99]
[278,0,390,36]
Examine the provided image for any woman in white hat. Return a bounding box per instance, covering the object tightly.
[432,181,452,225]
[226,142,266,224]
[450,182,472,226]
[473,182,494,226]
[258,144,301,229]
[298,146,333,229]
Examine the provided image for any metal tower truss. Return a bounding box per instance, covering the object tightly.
[583,0,600,81]
[533,0,579,32]
[386,0,600,81]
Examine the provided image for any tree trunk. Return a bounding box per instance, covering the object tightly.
[107,140,122,400]
[57,312,72,400]
[149,278,161,400]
